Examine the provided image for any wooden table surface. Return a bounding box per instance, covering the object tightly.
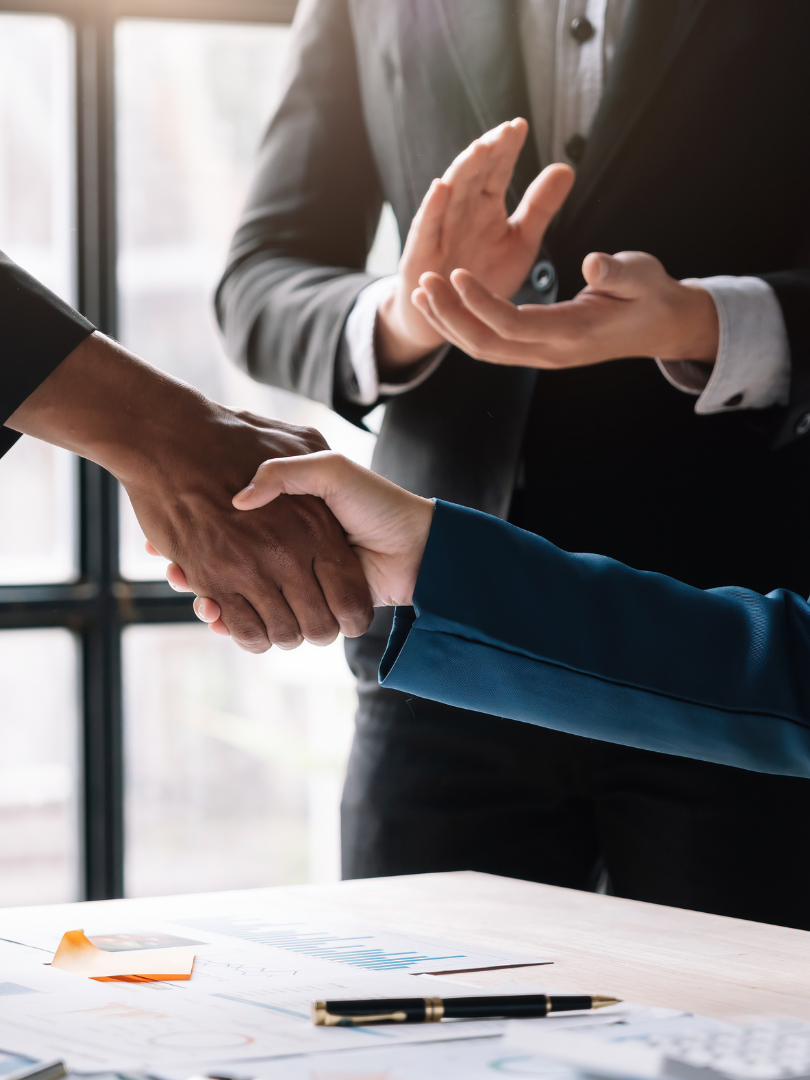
[295,871,810,1021]
[5,871,810,1022]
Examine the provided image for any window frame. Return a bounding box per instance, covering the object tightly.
[0,0,296,901]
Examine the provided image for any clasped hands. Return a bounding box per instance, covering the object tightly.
[164,118,721,643]
[375,116,718,372]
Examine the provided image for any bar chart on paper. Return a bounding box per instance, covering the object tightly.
[177,914,548,974]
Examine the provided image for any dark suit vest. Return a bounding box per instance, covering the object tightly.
[506,0,810,596]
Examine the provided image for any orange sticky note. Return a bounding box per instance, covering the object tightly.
[51,930,195,981]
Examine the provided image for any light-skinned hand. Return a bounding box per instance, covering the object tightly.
[375,118,575,370]
[412,250,720,369]
[166,452,434,631]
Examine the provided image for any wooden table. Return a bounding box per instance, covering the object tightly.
[292,870,810,1021]
[6,870,810,1023]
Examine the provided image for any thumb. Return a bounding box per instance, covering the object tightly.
[232,451,411,547]
[582,250,667,298]
[510,163,575,251]
[233,447,362,514]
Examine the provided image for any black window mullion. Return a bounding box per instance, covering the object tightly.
[75,4,124,900]
[0,0,295,905]
[74,8,200,899]
[79,459,124,899]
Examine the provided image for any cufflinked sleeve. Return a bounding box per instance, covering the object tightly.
[0,251,95,457]
[379,501,810,778]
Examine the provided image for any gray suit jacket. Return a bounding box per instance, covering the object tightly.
[216,0,541,517]
[216,0,810,539]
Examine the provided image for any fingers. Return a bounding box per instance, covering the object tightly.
[439,120,523,243]
[448,268,581,346]
[234,450,353,510]
[402,177,451,265]
[418,247,689,370]
[233,452,434,611]
[449,269,532,339]
[168,561,272,648]
[193,596,220,621]
[411,273,474,346]
[184,560,343,650]
[194,596,231,639]
[233,450,406,549]
[479,117,529,196]
[581,250,666,298]
[174,482,373,651]
[443,119,525,198]
[413,272,544,365]
[244,490,373,644]
[210,591,276,653]
[272,576,341,646]
[166,562,192,592]
[314,539,376,639]
[510,162,575,254]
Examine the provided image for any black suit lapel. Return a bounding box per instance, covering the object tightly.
[431,0,540,205]
[558,0,711,232]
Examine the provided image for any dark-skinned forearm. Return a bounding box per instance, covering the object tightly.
[6,331,215,485]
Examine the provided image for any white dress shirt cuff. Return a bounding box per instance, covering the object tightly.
[656,276,791,414]
[338,276,447,407]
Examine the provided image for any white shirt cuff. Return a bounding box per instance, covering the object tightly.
[338,276,447,406]
[656,276,791,414]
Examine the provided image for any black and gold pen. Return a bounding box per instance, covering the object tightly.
[311,993,620,1026]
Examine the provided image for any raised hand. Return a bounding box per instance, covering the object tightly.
[376,118,575,369]
[412,250,720,370]
[8,332,373,652]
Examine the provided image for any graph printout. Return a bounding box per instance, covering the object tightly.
[0,893,550,1074]
[176,912,547,974]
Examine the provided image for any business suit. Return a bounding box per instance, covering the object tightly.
[381,500,810,780]
[0,251,94,450]
[217,0,810,925]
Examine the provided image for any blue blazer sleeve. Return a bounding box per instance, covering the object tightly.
[379,501,810,778]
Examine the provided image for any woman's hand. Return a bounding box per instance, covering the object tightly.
[164,453,435,635]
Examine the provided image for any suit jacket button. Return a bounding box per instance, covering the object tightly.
[569,15,596,43]
[796,413,810,436]
[531,260,556,294]
[565,133,587,163]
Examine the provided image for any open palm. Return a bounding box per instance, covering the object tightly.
[377,119,575,365]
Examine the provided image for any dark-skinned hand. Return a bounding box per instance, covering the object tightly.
[8,332,374,652]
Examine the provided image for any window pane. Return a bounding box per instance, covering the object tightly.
[123,624,355,897]
[0,629,80,907]
[0,14,78,585]
[0,14,74,300]
[0,439,77,585]
[115,18,379,581]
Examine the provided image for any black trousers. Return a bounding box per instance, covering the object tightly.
[342,610,810,930]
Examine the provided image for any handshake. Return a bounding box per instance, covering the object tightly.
[161,453,435,643]
[156,117,721,649]
[8,117,721,654]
